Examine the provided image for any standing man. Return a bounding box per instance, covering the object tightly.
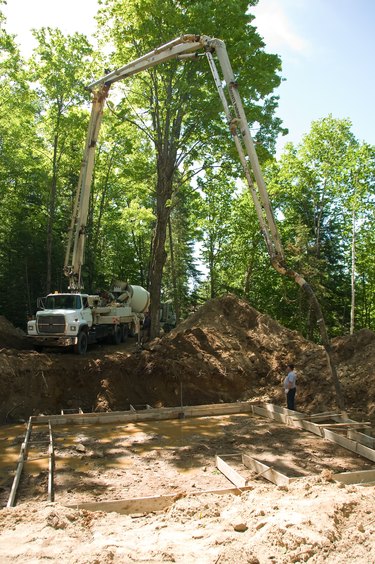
[284,363,297,410]
[141,311,151,345]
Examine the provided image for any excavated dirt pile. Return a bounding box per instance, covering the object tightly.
[0,294,375,421]
[0,316,30,351]
[1,296,375,563]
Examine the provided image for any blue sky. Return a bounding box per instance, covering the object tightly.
[253,0,375,153]
[4,0,375,155]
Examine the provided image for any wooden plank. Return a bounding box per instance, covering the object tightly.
[356,443,375,463]
[7,418,33,507]
[260,403,306,419]
[333,469,375,485]
[322,428,375,463]
[306,413,341,421]
[242,453,293,486]
[48,422,54,502]
[316,422,371,429]
[67,486,254,515]
[215,455,247,488]
[293,419,324,437]
[252,405,324,437]
[31,401,254,426]
[252,405,290,425]
[309,411,342,418]
[347,430,375,448]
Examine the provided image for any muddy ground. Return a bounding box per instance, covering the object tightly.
[1,294,375,421]
[0,294,374,562]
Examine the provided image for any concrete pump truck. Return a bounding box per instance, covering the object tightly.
[26,35,344,410]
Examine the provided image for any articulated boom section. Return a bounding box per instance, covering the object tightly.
[64,34,285,290]
[62,34,343,407]
[64,85,110,290]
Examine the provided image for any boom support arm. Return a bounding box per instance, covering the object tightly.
[64,84,110,289]
[64,35,344,409]
[65,34,284,290]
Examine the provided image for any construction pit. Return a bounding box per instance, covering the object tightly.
[1,294,375,562]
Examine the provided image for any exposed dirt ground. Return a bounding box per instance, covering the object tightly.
[0,295,374,563]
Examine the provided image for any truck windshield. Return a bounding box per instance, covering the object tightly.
[45,295,82,310]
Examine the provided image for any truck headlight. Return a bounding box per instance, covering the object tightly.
[70,325,77,332]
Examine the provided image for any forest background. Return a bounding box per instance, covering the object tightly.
[1,0,374,340]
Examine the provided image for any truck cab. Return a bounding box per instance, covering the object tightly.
[27,292,93,353]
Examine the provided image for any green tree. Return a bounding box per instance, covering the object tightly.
[267,116,375,336]
[30,28,94,292]
[96,0,285,337]
[0,6,48,326]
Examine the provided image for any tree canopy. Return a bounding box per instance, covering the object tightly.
[0,2,374,341]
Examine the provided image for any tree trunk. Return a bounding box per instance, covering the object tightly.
[168,216,181,324]
[148,74,185,339]
[149,162,174,339]
[46,131,59,293]
[350,206,356,335]
[209,238,215,299]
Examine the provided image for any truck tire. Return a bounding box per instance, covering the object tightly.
[74,331,88,355]
[121,324,129,343]
[128,323,136,338]
[112,325,122,345]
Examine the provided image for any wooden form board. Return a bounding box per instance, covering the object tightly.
[216,453,296,487]
[333,468,375,485]
[69,485,254,515]
[16,401,374,512]
[31,401,255,426]
[253,404,375,472]
[242,453,296,486]
[8,418,55,507]
[48,422,54,503]
[215,455,248,488]
[347,430,375,448]
[7,418,33,507]
[253,404,375,463]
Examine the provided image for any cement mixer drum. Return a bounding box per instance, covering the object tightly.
[128,285,150,313]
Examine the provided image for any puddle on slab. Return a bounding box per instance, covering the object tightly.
[0,414,251,483]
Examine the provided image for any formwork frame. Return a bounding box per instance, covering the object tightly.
[6,402,375,510]
[7,419,55,507]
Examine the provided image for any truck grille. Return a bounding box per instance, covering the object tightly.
[37,315,66,334]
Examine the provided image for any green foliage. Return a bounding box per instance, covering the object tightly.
[260,116,375,335]
[2,2,374,344]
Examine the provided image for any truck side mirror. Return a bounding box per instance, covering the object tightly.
[37,296,46,310]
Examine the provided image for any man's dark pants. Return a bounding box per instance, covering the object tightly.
[287,388,296,410]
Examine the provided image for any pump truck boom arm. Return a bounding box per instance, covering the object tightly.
[64,35,343,407]
[64,34,284,291]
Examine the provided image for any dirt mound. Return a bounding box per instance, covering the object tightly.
[1,296,375,561]
[331,328,375,419]
[101,295,330,412]
[0,294,375,422]
[332,328,375,360]
[0,316,30,350]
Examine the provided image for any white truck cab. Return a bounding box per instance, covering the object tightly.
[28,288,147,354]
[27,293,93,353]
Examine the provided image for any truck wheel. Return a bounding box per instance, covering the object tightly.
[121,324,129,343]
[74,331,88,355]
[112,325,122,345]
